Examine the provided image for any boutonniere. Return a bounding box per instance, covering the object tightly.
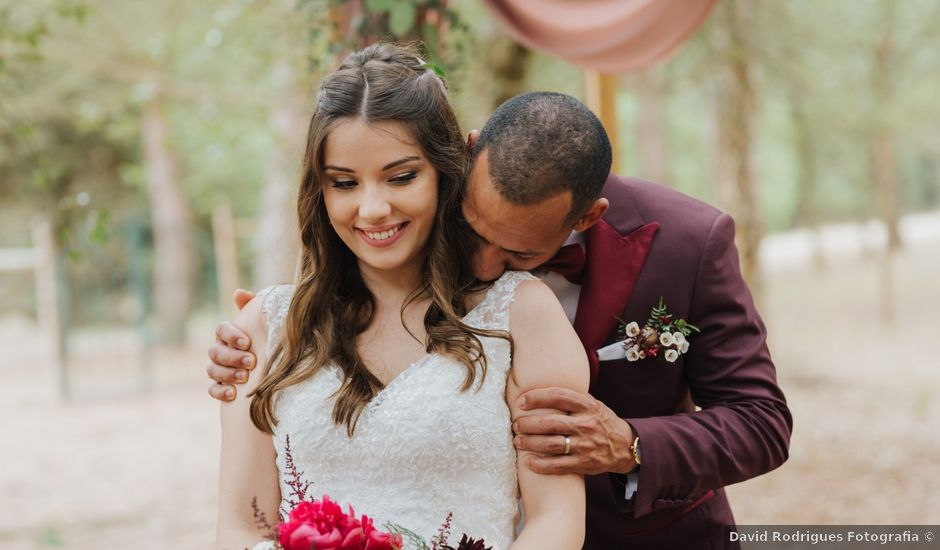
[618,297,700,364]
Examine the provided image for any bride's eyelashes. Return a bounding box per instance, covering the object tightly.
[389,171,417,184]
[329,171,418,189]
[331,178,357,189]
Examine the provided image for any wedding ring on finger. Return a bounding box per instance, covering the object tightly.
[563,436,572,455]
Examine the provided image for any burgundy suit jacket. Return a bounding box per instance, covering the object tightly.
[573,175,792,548]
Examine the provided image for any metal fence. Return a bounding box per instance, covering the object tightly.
[1,212,221,401]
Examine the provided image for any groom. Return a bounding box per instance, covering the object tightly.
[207,92,791,549]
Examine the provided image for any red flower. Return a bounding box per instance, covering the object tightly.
[277,495,401,550]
[365,529,402,550]
[285,524,342,549]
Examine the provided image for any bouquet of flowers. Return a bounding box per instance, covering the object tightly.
[249,437,490,550]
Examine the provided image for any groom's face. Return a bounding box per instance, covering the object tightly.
[463,150,574,282]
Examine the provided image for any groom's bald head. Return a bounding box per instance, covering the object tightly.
[462,93,612,281]
[469,92,612,225]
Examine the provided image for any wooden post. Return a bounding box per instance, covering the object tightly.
[584,69,621,174]
[212,201,240,318]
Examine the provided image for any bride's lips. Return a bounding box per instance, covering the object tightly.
[356,222,409,248]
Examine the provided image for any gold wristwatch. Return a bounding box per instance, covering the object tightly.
[630,436,642,466]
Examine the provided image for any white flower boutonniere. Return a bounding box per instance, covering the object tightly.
[617,297,700,364]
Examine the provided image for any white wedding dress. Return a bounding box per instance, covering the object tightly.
[252,271,536,550]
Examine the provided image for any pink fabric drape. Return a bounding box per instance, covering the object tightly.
[481,0,718,73]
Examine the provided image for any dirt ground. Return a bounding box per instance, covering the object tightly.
[1,215,938,549]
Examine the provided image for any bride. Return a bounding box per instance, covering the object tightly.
[216,43,589,550]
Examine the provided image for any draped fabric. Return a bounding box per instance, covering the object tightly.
[481,0,718,73]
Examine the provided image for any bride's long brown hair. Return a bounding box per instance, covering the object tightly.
[250,43,509,436]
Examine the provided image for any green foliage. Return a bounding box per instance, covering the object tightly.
[623,0,940,232]
[322,0,460,70]
[4,0,940,324]
[384,522,431,550]
[388,2,417,37]
[647,297,699,336]
[671,319,700,337]
[0,0,86,75]
[646,297,668,328]
[361,0,434,38]
[424,60,446,79]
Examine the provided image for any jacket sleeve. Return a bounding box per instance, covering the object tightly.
[625,213,792,518]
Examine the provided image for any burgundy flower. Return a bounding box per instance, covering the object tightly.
[442,534,492,550]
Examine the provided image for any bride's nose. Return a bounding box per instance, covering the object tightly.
[358,185,392,220]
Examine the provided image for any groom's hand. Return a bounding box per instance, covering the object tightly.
[512,387,637,476]
[206,289,257,402]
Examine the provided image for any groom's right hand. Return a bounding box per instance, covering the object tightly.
[207,289,257,402]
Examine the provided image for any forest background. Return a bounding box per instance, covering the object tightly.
[1,1,938,548]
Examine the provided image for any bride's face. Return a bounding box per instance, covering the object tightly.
[321,118,439,276]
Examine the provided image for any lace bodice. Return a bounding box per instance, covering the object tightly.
[256,271,536,550]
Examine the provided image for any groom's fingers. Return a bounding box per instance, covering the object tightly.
[233,288,255,311]
[524,454,584,475]
[208,340,255,372]
[215,321,252,351]
[208,381,236,402]
[206,361,250,385]
[517,387,590,413]
[513,434,570,455]
[513,413,575,436]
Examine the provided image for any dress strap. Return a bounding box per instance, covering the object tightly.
[469,270,539,331]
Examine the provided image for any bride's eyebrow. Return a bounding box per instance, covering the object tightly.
[324,156,420,174]
[382,156,421,170]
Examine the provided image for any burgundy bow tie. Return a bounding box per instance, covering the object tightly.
[540,243,586,284]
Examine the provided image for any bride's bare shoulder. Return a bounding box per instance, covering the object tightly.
[508,277,588,393]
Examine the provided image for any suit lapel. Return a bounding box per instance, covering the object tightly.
[573,216,659,383]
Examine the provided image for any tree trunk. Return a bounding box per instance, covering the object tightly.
[142,93,193,345]
[872,133,901,253]
[714,0,763,299]
[869,1,901,324]
[32,215,70,400]
[789,91,825,270]
[871,133,899,325]
[212,201,240,318]
[253,61,304,289]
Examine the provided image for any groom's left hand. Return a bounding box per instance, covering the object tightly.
[512,387,637,475]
